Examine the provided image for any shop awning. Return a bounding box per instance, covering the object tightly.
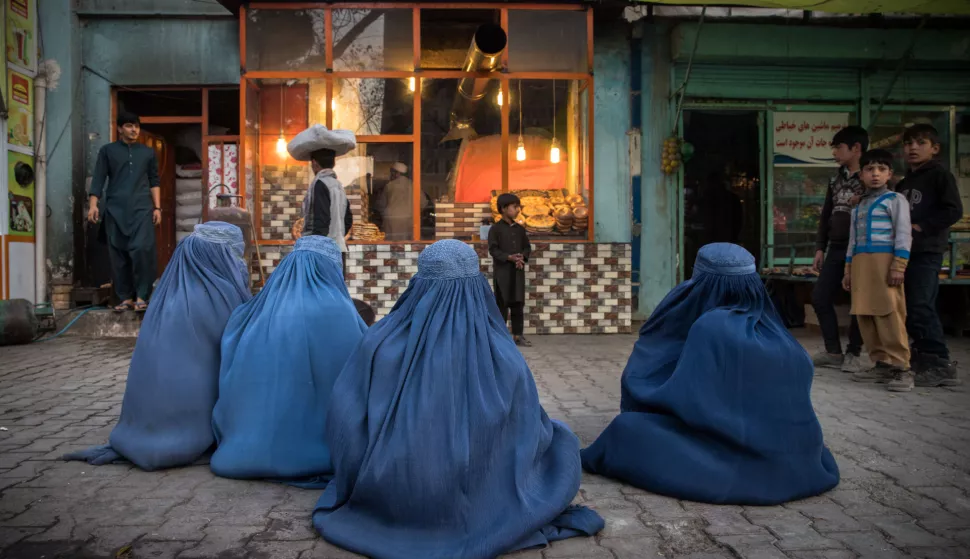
[639,1,970,15]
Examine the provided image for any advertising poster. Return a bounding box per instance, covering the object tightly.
[7,150,34,236]
[5,0,34,71]
[6,68,32,151]
[772,112,850,167]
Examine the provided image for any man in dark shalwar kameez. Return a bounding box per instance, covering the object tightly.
[488,193,532,347]
[87,112,161,313]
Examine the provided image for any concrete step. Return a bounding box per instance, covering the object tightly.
[54,308,143,338]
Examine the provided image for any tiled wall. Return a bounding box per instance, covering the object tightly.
[251,242,633,334]
[434,203,490,239]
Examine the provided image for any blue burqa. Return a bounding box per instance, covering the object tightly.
[210,235,366,487]
[581,243,839,505]
[62,222,251,471]
[312,239,604,559]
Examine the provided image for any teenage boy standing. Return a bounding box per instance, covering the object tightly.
[895,124,963,386]
[811,126,868,372]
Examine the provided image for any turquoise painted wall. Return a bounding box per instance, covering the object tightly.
[637,23,677,316]
[592,22,631,245]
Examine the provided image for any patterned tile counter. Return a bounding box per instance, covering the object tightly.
[250,242,633,334]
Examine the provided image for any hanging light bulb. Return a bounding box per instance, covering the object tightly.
[516,137,527,162]
[496,90,503,106]
[276,134,287,156]
[408,77,416,92]
[550,139,561,164]
[331,98,337,112]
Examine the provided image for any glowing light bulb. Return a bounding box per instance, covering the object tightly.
[515,137,526,162]
[331,98,337,112]
[276,135,287,156]
[496,91,503,106]
[550,141,561,164]
[408,77,416,92]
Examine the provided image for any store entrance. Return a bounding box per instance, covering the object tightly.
[681,110,762,278]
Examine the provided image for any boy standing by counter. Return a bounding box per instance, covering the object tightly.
[894,124,964,387]
[489,193,532,347]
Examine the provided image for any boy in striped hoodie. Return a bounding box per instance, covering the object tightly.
[842,149,914,392]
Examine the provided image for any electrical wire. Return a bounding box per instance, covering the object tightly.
[33,305,107,343]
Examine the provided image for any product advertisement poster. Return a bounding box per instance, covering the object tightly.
[7,149,34,236]
[5,0,34,72]
[6,68,33,152]
[772,112,849,167]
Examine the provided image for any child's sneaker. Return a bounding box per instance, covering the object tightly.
[812,351,844,370]
[915,358,962,387]
[887,369,915,392]
[841,353,864,374]
[852,362,893,383]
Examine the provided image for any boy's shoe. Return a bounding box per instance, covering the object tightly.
[887,369,915,392]
[841,353,864,374]
[915,357,962,387]
[812,351,844,369]
[852,362,894,383]
[514,336,532,348]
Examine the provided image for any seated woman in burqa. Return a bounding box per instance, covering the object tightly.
[63,222,252,471]
[210,235,366,487]
[581,243,839,505]
[312,239,604,559]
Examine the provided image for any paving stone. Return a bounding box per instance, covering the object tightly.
[176,525,264,558]
[246,540,316,559]
[713,534,788,559]
[829,531,908,558]
[744,508,845,551]
[599,536,665,558]
[300,539,366,558]
[862,515,954,548]
[542,537,614,558]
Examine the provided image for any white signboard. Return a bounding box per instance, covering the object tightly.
[772,112,850,167]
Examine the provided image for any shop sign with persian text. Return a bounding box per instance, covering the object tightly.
[773,112,849,167]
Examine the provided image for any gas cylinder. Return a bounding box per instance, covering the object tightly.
[206,194,255,264]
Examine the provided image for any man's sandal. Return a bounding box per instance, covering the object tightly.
[113,301,134,313]
[134,301,148,313]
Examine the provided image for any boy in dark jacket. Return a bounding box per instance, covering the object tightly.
[488,193,532,347]
[811,126,868,373]
[895,124,964,386]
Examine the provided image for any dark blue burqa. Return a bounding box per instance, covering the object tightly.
[62,222,251,471]
[581,243,839,505]
[312,240,604,559]
[210,235,366,487]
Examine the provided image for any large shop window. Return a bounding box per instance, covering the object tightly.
[242,7,593,244]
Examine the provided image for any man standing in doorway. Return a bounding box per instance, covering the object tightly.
[87,111,162,313]
[378,162,413,241]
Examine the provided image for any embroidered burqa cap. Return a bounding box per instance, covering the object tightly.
[287,124,357,161]
[312,239,603,559]
[581,243,840,505]
[62,222,252,470]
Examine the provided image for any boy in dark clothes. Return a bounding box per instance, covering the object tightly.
[812,126,868,373]
[895,124,964,386]
[488,193,532,347]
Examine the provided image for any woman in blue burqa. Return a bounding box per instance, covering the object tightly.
[581,243,839,505]
[312,239,604,559]
[62,222,251,471]
[210,234,366,487]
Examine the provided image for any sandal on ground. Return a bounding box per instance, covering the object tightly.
[134,301,148,313]
[113,301,134,313]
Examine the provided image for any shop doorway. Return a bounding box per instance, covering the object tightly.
[681,110,762,278]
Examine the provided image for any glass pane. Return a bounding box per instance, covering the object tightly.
[333,78,414,136]
[420,9,501,70]
[332,9,413,71]
[341,143,415,242]
[869,110,950,181]
[244,83,259,215]
[507,10,587,73]
[246,9,326,71]
[420,78,502,241]
[253,79,313,241]
[955,113,970,275]
[508,79,589,240]
[772,166,832,261]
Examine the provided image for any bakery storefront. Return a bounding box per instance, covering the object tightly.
[235,2,632,333]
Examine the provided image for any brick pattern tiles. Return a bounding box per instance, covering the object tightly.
[1,335,969,558]
[434,202,491,239]
[250,242,633,335]
[259,165,363,241]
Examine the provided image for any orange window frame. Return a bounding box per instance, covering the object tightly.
[240,3,595,245]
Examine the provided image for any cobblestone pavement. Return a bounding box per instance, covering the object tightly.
[1,334,969,559]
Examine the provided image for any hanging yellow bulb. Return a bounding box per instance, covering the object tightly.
[276,134,287,156]
[496,91,503,106]
[550,139,561,164]
[331,98,337,112]
[516,137,527,162]
[408,77,416,92]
